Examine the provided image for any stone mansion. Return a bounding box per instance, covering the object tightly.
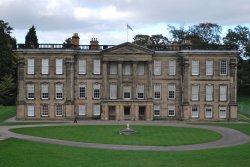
[16,33,238,121]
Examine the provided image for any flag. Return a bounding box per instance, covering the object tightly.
[127,24,133,31]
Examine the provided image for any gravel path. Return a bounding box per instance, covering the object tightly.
[0,121,249,151]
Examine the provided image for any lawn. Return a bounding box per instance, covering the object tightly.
[238,96,250,115]
[0,137,250,167]
[0,106,16,122]
[11,125,222,146]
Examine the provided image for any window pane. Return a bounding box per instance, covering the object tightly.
[41,59,49,74]
[27,84,35,99]
[93,84,100,99]
[56,59,63,74]
[220,60,227,75]
[137,85,144,99]
[123,86,131,99]
[154,84,161,99]
[169,60,176,75]
[191,85,199,101]
[168,84,175,99]
[79,84,86,98]
[41,104,49,116]
[93,104,100,115]
[56,104,63,116]
[206,60,213,75]
[206,85,213,101]
[93,59,101,74]
[110,62,117,74]
[41,84,49,99]
[56,84,63,99]
[27,105,35,117]
[192,60,199,75]
[110,84,117,99]
[205,107,212,118]
[168,105,175,116]
[154,105,160,116]
[28,58,35,74]
[154,60,161,75]
[219,107,226,118]
[79,105,86,116]
[220,85,227,101]
[123,62,131,75]
[137,63,144,75]
[191,107,199,118]
[79,60,86,74]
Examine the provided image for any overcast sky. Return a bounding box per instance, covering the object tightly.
[1,0,250,45]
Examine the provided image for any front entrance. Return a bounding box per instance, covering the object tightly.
[108,106,116,120]
[139,106,146,120]
[124,106,131,120]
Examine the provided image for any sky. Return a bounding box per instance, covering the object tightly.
[1,0,250,45]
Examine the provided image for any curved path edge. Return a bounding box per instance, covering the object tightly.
[0,121,249,151]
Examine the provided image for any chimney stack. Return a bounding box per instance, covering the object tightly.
[90,38,99,50]
[71,33,80,46]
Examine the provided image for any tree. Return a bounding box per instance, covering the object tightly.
[62,37,72,48]
[167,25,188,43]
[0,20,17,105]
[132,34,169,49]
[25,25,39,48]
[132,34,150,47]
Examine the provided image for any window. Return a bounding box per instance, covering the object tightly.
[219,107,227,118]
[206,85,213,101]
[191,85,199,101]
[41,59,49,74]
[41,104,49,117]
[137,85,144,99]
[168,84,175,99]
[168,105,175,116]
[55,104,63,116]
[220,85,227,101]
[41,84,49,99]
[220,60,227,75]
[192,60,199,75]
[27,84,35,99]
[154,84,161,99]
[110,84,117,99]
[154,60,161,75]
[93,59,101,74]
[206,60,213,75]
[79,60,86,74]
[137,63,144,75]
[93,104,100,116]
[123,86,131,99]
[169,60,176,75]
[79,105,86,116]
[55,59,63,74]
[205,107,213,118]
[123,62,131,75]
[27,58,35,74]
[154,105,160,116]
[27,105,35,117]
[191,106,199,118]
[55,84,63,99]
[79,84,86,99]
[109,62,117,74]
[93,84,100,99]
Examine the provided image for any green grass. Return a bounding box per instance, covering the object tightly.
[11,125,222,146]
[0,122,66,126]
[0,106,16,122]
[0,138,250,167]
[238,96,250,115]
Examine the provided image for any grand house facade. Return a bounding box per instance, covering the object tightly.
[16,33,238,121]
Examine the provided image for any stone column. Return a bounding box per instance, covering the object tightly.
[132,62,137,99]
[182,57,190,120]
[229,58,237,120]
[147,61,153,99]
[118,62,123,99]
[102,62,108,99]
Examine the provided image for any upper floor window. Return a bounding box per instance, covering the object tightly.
[206,60,213,76]
[169,60,176,75]
[109,62,117,75]
[191,85,199,101]
[41,84,49,99]
[205,107,213,118]
[41,59,49,75]
[93,59,101,74]
[109,84,117,99]
[123,86,131,100]
[220,60,227,75]
[220,85,227,101]
[55,84,63,99]
[93,104,100,116]
[79,60,86,74]
[27,58,35,74]
[137,63,145,75]
[154,105,160,116]
[79,84,86,99]
[137,85,144,99]
[192,60,199,75]
[93,84,101,99]
[191,106,199,118]
[168,84,175,99]
[168,105,175,116]
[79,105,86,116]
[154,60,161,75]
[27,105,35,117]
[27,84,35,99]
[154,84,161,99]
[205,84,213,101]
[55,59,63,74]
[123,62,131,75]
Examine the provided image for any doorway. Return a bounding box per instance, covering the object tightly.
[124,106,130,120]
[139,106,146,120]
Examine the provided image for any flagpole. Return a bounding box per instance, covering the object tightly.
[127,24,128,42]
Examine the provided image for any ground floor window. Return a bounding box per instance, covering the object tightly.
[219,107,227,118]
[168,105,175,116]
[55,104,63,116]
[93,104,100,116]
[41,104,49,117]
[205,107,213,118]
[191,106,199,118]
[27,105,35,117]
[79,105,86,116]
[154,105,160,116]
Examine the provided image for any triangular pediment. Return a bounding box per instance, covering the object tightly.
[101,42,154,55]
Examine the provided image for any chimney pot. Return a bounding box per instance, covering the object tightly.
[71,33,80,45]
